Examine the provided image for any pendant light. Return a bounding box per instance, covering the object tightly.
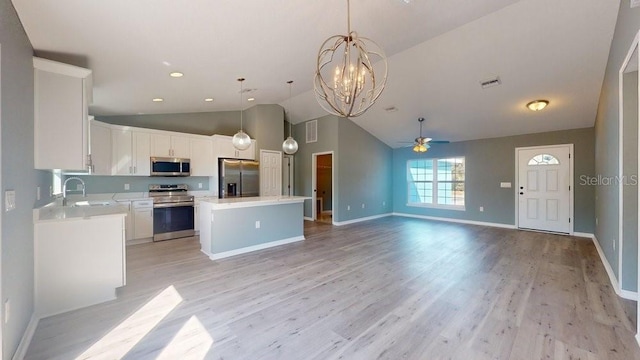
[232,78,251,151]
[282,80,299,155]
[314,0,388,118]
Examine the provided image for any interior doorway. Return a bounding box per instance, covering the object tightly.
[312,152,333,224]
[282,155,294,196]
[515,144,573,234]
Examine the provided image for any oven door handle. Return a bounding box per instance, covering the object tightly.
[153,202,195,209]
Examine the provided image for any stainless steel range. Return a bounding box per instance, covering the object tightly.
[149,184,195,241]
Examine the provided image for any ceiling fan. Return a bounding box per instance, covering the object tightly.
[400,117,450,152]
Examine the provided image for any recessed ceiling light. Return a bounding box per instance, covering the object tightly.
[526,99,549,111]
[152,98,164,102]
[247,97,255,102]
[204,98,214,102]
[169,72,184,78]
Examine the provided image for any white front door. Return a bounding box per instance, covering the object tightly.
[517,145,572,233]
[260,150,282,196]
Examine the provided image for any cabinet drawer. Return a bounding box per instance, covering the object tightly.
[133,200,153,209]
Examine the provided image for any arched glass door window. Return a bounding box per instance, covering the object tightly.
[528,154,560,165]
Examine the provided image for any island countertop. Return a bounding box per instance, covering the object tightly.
[199,196,310,209]
[34,203,128,223]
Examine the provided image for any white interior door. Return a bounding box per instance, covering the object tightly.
[260,150,282,196]
[517,145,572,233]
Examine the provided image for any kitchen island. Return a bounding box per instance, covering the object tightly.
[198,196,309,260]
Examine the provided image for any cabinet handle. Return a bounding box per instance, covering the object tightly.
[129,166,132,174]
[133,166,137,174]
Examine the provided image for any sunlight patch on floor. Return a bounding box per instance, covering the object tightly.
[76,285,183,359]
[156,315,213,359]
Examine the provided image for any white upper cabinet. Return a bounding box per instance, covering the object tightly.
[212,135,256,160]
[190,137,214,176]
[88,119,112,175]
[151,134,190,158]
[111,127,151,176]
[34,57,92,170]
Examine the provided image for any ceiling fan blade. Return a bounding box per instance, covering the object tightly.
[428,140,450,144]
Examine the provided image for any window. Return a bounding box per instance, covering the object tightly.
[52,170,62,196]
[528,154,559,165]
[407,157,465,209]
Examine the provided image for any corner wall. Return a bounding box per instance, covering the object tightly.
[1,0,55,357]
[594,0,640,291]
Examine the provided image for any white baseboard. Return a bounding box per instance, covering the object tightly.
[12,314,39,360]
[208,236,305,260]
[392,212,517,230]
[636,333,640,350]
[588,234,638,301]
[573,232,594,238]
[333,213,392,226]
[304,217,313,221]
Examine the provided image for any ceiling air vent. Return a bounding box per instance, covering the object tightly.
[306,120,318,143]
[384,106,398,113]
[480,76,501,89]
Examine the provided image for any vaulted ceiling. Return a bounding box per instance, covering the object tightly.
[12,0,620,146]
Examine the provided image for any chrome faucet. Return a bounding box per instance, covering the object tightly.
[62,177,86,206]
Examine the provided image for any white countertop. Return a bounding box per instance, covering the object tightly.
[200,196,310,209]
[34,203,128,223]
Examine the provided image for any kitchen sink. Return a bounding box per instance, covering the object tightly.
[70,200,114,207]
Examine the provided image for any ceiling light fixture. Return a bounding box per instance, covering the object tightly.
[412,117,430,153]
[282,80,299,155]
[526,99,549,111]
[152,98,164,102]
[204,98,214,102]
[169,72,184,78]
[314,0,388,118]
[232,78,251,151]
[247,97,255,102]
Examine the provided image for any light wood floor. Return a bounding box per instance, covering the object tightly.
[25,217,640,359]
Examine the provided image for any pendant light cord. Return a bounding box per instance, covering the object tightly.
[238,78,245,131]
[287,80,293,137]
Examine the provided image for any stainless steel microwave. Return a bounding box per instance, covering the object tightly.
[150,157,191,177]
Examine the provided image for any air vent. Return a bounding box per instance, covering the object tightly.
[480,76,501,89]
[632,0,640,8]
[306,120,318,143]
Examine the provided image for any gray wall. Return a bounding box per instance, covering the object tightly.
[68,176,210,194]
[1,0,55,357]
[594,1,640,292]
[393,128,596,233]
[97,104,285,153]
[336,119,393,222]
[292,115,393,222]
[622,70,638,291]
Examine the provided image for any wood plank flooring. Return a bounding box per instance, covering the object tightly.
[24,217,640,359]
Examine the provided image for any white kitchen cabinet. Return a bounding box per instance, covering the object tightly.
[34,214,126,317]
[121,201,134,241]
[89,119,112,175]
[151,134,190,158]
[212,134,256,160]
[111,127,151,176]
[190,137,215,176]
[194,202,200,233]
[34,57,93,170]
[133,200,154,239]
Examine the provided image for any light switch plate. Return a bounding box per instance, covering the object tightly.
[5,190,15,212]
[124,184,130,190]
[500,182,512,188]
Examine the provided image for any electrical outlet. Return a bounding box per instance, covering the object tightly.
[613,241,616,251]
[37,187,41,201]
[362,203,365,209]
[5,190,16,212]
[255,220,260,229]
[479,206,484,212]
[124,184,130,190]
[198,183,203,189]
[347,205,350,211]
[595,217,598,226]
[4,299,10,324]
[49,186,53,197]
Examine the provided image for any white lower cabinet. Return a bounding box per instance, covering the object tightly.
[121,201,134,241]
[34,214,126,317]
[194,202,200,233]
[133,200,154,240]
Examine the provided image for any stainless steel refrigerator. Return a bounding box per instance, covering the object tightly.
[219,159,260,198]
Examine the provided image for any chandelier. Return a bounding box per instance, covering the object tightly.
[314,0,387,118]
[232,78,251,151]
[282,80,299,155]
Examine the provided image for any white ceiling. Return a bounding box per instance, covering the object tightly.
[12,0,619,147]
